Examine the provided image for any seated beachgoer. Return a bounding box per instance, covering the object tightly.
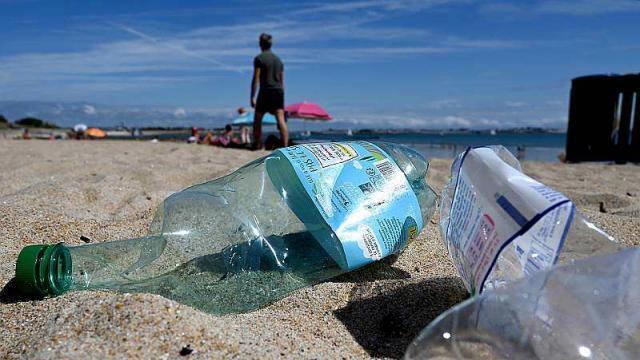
[187,127,199,143]
[218,125,235,147]
[201,130,215,145]
[22,128,31,140]
[211,125,244,148]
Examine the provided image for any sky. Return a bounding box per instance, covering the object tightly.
[0,0,639,129]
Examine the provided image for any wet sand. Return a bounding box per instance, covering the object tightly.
[1,139,638,359]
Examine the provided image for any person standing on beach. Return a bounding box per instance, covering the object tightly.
[251,33,288,149]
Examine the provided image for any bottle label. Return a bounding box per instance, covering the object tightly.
[274,142,423,270]
[445,147,574,293]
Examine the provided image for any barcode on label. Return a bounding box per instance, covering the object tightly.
[376,160,397,182]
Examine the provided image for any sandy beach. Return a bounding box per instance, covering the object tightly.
[1,139,638,359]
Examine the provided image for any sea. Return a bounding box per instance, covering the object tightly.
[294,132,566,162]
[109,129,566,162]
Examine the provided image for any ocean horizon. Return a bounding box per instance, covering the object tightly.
[93,128,565,162]
[296,131,566,162]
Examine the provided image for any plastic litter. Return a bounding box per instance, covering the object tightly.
[439,146,619,294]
[404,247,640,359]
[15,141,436,314]
[405,145,630,359]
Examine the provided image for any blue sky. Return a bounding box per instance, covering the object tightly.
[1,0,639,129]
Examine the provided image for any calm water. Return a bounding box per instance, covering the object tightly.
[115,130,566,162]
[295,132,566,162]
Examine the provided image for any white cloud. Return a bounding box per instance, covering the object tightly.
[426,99,462,110]
[110,22,244,74]
[0,0,531,98]
[322,94,571,129]
[1,98,569,129]
[287,0,472,15]
[2,30,520,78]
[333,112,506,129]
[439,115,501,128]
[546,100,565,106]
[505,101,527,107]
[0,0,571,117]
[0,100,231,128]
[83,104,96,115]
[441,37,525,49]
[481,0,640,16]
[479,2,523,14]
[537,0,640,15]
[174,107,187,117]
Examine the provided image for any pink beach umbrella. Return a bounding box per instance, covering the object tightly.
[285,102,332,120]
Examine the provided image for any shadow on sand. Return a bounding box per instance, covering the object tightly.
[331,257,412,283]
[0,278,44,304]
[334,276,468,359]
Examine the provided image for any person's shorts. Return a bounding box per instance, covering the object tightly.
[256,88,284,115]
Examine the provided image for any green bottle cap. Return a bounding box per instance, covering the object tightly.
[15,243,72,296]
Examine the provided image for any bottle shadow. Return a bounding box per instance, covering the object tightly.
[333,276,469,359]
[0,278,43,304]
[331,259,412,283]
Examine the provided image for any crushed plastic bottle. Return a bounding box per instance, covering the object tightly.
[15,141,436,314]
[404,247,640,359]
[407,146,635,359]
[439,146,619,294]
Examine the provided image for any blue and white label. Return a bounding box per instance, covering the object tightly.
[275,142,423,270]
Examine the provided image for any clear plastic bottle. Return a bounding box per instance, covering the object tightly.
[406,146,633,359]
[404,247,640,360]
[439,146,619,294]
[15,142,436,314]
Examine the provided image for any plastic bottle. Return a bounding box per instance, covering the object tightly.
[406,146,633,359]
[15,142,436,314]
[439,146,619,294]
[404,247,640,359]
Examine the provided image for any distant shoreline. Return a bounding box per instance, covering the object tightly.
[1,128,567,162]
[1,125,566,135]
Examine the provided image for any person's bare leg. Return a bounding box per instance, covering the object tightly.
[275,109,289,147]
[242,127,250,144]
[253,111,264,149]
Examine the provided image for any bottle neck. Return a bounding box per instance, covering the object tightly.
[36,243,73,295]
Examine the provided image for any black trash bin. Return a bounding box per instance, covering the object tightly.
[566,73,640,163]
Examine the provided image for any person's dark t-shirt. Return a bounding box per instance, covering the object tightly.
[254,50,284,90]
